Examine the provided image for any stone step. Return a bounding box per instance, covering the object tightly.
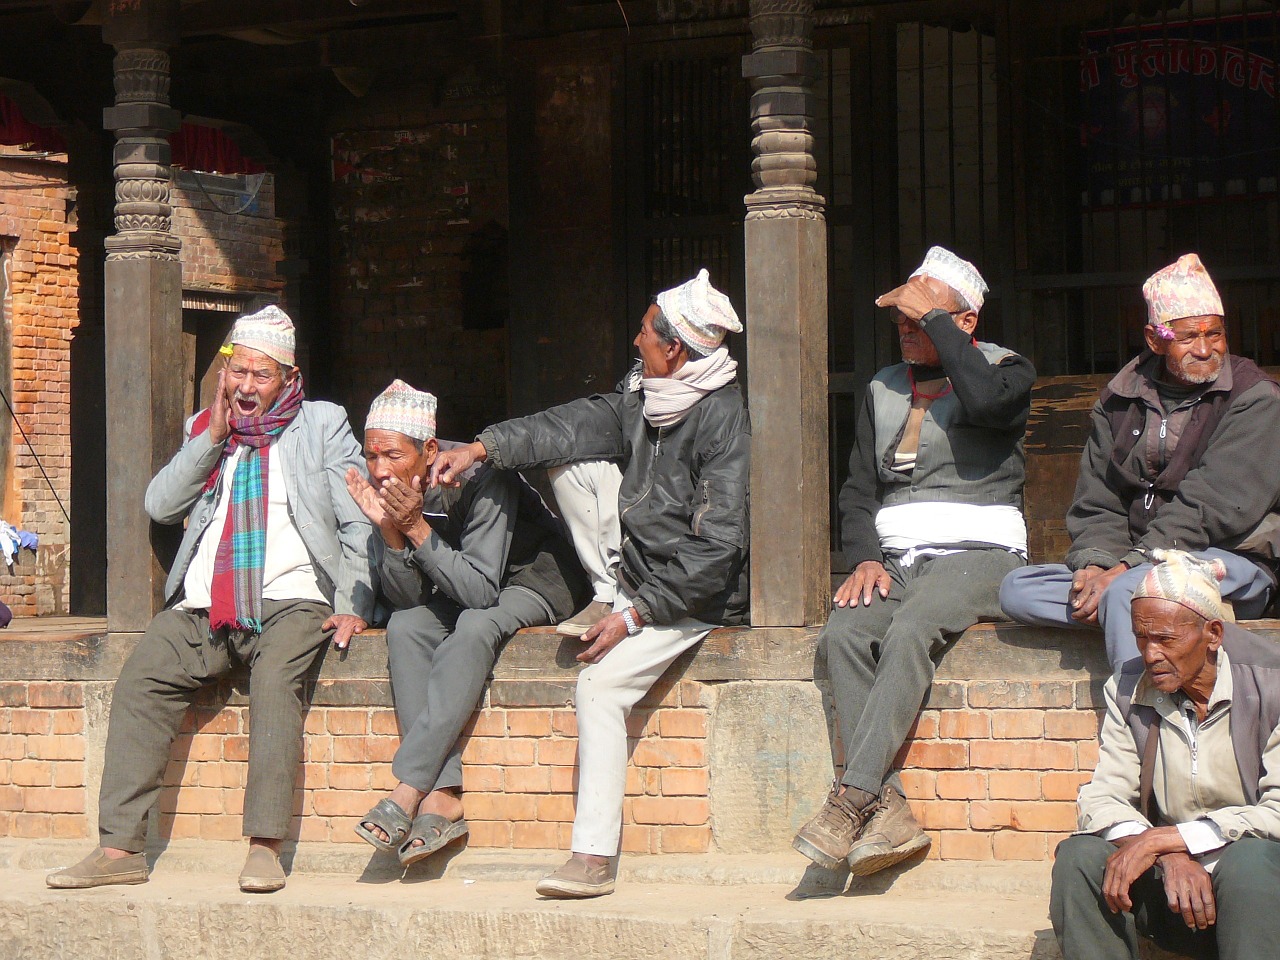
[1,850,1062,960]
[3,839,1052,896]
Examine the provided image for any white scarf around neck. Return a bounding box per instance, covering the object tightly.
[641,346,738,427]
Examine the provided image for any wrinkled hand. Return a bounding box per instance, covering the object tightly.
[323,614,367,651]
[345,467,386,526]
[875,276,950,322]
[208,368,231,444]
[1159,851,1216,930]
[577,611,631,664]
[429,441,487,488]
[1103,827,1184,914]
[380,475,425,529]
[834,561,892,608]
[1071,563,1129,625]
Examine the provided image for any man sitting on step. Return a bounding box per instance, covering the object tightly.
[1052,550,1280,960]
[793,246,1034,878]
[1000,254,1280,671]
[47,306,374,894]
[430,268,750,899]
[345,380,586,868]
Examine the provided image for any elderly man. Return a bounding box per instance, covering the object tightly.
[345,380,586,866]
[431,268,749,898]
[1001,254,1280,669]
[1051,550,1280,960]
[793,246,1034,877]
[47,306,374,894]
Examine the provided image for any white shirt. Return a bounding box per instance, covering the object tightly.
[179,443,325,611]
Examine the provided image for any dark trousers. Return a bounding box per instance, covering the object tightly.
[1051,834,1280,960]
[816,549,1024,796]
[387,585,551,794]
[98,599,331,850]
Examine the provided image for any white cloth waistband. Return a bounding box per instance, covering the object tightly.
[875,502,1027,556]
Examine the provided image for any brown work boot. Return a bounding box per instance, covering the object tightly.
[846,785,931,876]
[535,855,616,898]
[792,782,878,870]
[557,600,614,638]
[46,848,148,889]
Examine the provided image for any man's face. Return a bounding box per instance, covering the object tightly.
[635,303,677,378]
[363,429,435,487]
[224,345,293,418]
[891,276,970,367]
[1146,315,1228,387]
[1131,597,1223,695]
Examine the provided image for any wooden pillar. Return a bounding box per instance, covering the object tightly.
[102,1,184,632]
[743,0,829,626]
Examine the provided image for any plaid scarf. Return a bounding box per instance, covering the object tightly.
[202,376,305,633]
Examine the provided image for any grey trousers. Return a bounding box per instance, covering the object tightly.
[1052,834,1280,960]
[98,599,332,851]
[816,549,1024,797]
[999,549,1273,670]
[387,585,551,794]
[819,547,1018,798]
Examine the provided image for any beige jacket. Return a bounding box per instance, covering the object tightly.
[1078,650,1280,856]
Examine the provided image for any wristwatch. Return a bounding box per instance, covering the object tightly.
[621,607,642,636]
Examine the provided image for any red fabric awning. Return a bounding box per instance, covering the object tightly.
[169,123,266,176]
[0,95,67,153]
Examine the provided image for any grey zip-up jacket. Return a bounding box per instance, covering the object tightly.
[478,363,750,627]
[144,400,377,622]
[376,452,586,620]
[1066,351,1280,573]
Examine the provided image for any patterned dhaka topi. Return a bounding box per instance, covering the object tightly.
[189,375,306,634]
[1142,254,1224,338]
[654,268,743,356]
[1131,548,1233,623]
[365,379,437,442]
[907,245,989,313]
[228,304,297,367]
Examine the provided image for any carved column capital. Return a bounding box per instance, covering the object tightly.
[104,40,180,261]
[743,0,823,220]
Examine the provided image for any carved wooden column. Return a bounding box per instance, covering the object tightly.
[102,1,184,631]
[743,0,830,626]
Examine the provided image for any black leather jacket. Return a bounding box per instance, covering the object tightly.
[478,364,750,626]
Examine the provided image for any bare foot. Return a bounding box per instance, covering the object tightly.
[402,787,464,851]
[101,847,135,860]
[361,783,426,846]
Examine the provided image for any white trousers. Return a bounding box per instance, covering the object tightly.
[548,460,623,604]
[571,594,711,855]
[549,460,712,855]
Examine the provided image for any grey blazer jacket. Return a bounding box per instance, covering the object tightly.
[143,400,376,621]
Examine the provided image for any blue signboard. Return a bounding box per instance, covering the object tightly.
[1081,13,1279,207]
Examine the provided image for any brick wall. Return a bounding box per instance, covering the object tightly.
[0,150,78,616]
[171,171,284,301]
[328,70,510,441]
[0,625,1112,860]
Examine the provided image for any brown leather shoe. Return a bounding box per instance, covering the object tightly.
[535,856,616,898]
[792,782,877,870]
[46,848,148,889]
[557,600,614,638]
[846,785,931,876]
[238,846,286,893]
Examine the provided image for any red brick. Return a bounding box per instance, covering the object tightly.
[304,711,328,734]
[551,711,577,737]
[505,766,551,794]
[988,771,1041,800]
[935,771,986,800]
[1077,741,1101,770]
[0,685,26,708]
[51,763,83,789]
[51,814,87,839]
[970,740,1075,770]
[937,710,990,739]
[13,813,52,838]
[1045,710,1101,740]
[536,739,579,767]
[1041,771,1092,801]
[331,736,398,764]
[630,740,707,768]
[969,800,1013,830]
[939,831,993,860]
[661,768,709,796]
[625,713,656,738]
[169,787,223,815]
[908,711,939,739]
[467,820,513,848]
[993,831,1048,860]
[465,793,538,822]
[512,821,559,848]
[0,736,26,761]
[462,711,505,737]
[899,741,968,769]
[313,790,377,817]
[194,711,239,735]
[536,795,576,823]
[549,766,578,794]
[461,765,504,792]
[371,710,400,736]
[51,712,82,735]
[327,765,370,791]
[10,712,51,735]
[1009,801,1078,832]
[326,711,368,735]
[659,825,712,853]
[916,800,969,830]
[620,824,655,853]
[27,683,82,709]
[186,736,222,762]
[199,816,244,841]
[990,712,1044,739]
[10,760,52,786]
[224,736,250,762]
[26,736,83,761]
[658,711,707,738]
[0,784,24,810]
[463,738,536,766]
[629,796,709,826]
[507,710,553,737]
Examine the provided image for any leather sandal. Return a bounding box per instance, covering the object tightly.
[354,797,414,852]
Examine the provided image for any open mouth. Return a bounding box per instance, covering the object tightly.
[233,394,260,417]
